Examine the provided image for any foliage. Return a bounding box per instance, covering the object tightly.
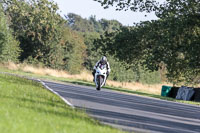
[72,13,161,83]
[61,27,86,74]
[94,0,200,84]
[99,18,122,33]
[66,13,95,32]
[93,30,161,83]
[1,0,165,83]
[3,0,87,73]
[3,0,65,68]
[82,32,101,70]
[89,15,104,33]
[66,13,122,33]
[0,3,20,62]
[94,0,159,12]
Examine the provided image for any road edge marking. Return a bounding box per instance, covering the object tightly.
[0,72,74,108]
[37,79,75,108]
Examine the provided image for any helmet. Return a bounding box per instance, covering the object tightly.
[100,56,107,65]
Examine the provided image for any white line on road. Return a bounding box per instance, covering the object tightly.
[37,79,75,108]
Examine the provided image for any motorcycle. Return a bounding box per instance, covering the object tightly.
[94,65,107,90]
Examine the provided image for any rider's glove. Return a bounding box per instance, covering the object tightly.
[106,71,110,76]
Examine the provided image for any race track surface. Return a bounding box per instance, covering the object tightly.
[43,80,200,133]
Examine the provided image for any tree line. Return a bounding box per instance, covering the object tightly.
[95,0,200,85]
[65,13,161,84]
[1,0,198,85]
[1,0,86,74]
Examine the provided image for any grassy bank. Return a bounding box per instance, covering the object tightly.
[0,62,200,106]
[0,74,126,133]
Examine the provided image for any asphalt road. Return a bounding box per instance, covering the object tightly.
[42,80,200,133]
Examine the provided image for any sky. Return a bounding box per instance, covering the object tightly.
[53,0,159,26]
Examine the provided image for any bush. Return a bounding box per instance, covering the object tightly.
[0,4,20,62]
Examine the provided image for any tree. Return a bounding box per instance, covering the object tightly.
[65,13,122,33]
[0,3,20,62]
[61,27,86,74]
[88,15,104,33]
[3,0,65,68]
[82,32,101,70]
[99,19,122,33]
[2,0,88,74]
[94,0,159,12]
[95,0,200,84]
[139,0,200,84]
[65,13,95,32]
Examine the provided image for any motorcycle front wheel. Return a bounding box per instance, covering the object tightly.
[97,75,103,91]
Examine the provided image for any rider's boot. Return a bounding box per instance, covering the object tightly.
[104,80,106,86]
[93,75,95,82]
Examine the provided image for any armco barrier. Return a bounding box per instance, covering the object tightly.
[194,88,200,102]
[168,87,179,98]
[165,86,200,102]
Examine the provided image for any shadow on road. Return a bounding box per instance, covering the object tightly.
[80,107,200,133]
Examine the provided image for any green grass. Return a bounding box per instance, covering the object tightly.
[0,74,126,133]
[0,66,200,106]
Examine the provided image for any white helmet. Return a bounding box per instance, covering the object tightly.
[101,56,107,64]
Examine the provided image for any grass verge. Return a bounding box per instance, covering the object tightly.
[0,74,126,133]
[0,64,200,106]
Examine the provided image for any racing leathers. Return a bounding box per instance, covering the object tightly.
[92,60,111,81]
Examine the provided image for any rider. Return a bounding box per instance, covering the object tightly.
[92,56,111,82]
